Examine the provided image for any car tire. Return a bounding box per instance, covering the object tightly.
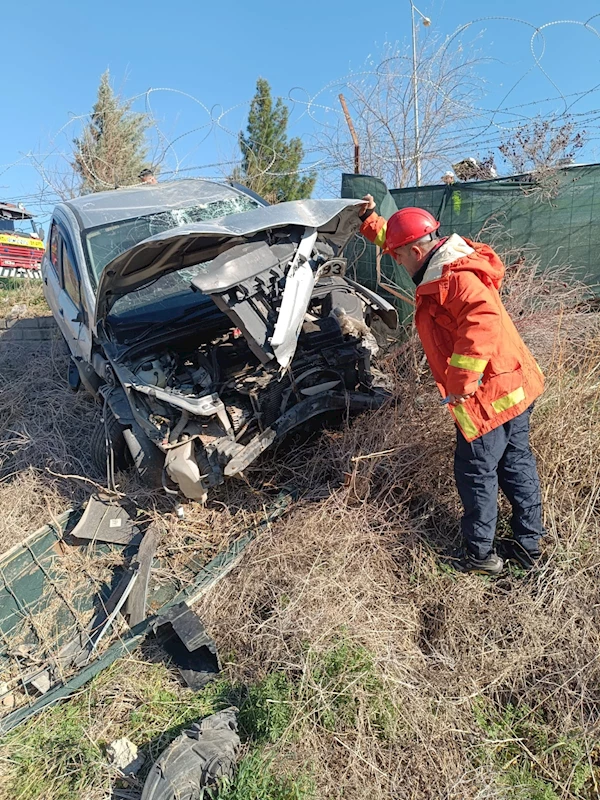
[91,413,132,476]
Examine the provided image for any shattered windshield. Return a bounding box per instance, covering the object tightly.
[85,195,259,282]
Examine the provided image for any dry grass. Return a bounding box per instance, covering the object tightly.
[192,269,600,799]
[0,279,48,318]
[0,334,99,552]
[1,265,600,798]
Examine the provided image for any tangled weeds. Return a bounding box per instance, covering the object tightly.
[195,282,600,797]
[2,265,600,798]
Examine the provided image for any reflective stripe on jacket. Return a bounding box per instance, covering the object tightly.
[359,215,544,441]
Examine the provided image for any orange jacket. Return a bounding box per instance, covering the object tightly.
[360,214,544,441]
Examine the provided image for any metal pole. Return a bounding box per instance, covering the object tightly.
[339,94,361,174]
[411,1,422,187]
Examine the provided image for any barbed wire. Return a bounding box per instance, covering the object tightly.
[3,11,600,215]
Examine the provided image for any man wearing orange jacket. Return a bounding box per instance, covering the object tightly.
[359,194,545,575]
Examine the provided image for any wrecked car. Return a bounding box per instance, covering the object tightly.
[42,180,397,502]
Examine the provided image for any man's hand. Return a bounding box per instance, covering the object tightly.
[358,194,376,217]
[448,392,475,405]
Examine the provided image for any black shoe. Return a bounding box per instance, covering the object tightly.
[497,538,542,571]
[461,550,505,576]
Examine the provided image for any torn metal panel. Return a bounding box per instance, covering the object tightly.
[94,199,362,321]
[0,490,294,734]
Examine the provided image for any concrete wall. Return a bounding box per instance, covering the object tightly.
[0,316,59,342]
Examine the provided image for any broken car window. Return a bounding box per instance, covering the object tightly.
[84,196,259,283]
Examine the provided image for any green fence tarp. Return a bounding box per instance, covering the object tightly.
[342,164,600,320]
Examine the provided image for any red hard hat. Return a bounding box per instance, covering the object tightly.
[385,207,440,251]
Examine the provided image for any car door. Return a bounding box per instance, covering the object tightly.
[59,230,93,361]
[43,222,65,333]
[44,221,92,361]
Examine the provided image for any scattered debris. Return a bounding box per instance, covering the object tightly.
[141,707,240,799]
[108,737,146,777]
[70,494,141,545]
[0,490,294,734]
[152,602,220,691]
[27,670,52,696]
[0,682,15,709]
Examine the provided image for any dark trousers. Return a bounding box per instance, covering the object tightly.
[454,406,544,560]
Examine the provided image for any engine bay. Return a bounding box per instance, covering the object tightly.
[101,219,398,503]
[126,293,376,442]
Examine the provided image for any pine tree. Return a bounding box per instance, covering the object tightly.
[236,78,316,203]
[73,71,154,193]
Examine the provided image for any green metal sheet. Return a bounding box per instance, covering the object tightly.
[0,490,294,734]
[342,164,600,319]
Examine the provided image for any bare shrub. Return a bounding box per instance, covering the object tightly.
[315,38,485,190]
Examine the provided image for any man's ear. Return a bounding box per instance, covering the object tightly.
[410,244,422,261]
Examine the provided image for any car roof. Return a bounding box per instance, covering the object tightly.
[62,179,249,231]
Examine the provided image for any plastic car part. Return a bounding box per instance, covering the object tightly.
[164,441,209,503]
[344,277,399,331]
[271,228,318,369]
[140,707,241,800]
[152,602,220,691]
[70,495,140,546]
[195,241,297,366]
[122,425,164,488]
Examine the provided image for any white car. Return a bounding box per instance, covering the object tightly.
[42,179,397,502]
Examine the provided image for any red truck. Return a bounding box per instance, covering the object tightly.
[0,202,45,278]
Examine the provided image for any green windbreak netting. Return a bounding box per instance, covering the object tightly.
[341,164,600,320]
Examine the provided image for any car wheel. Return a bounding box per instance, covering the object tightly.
[90,412,132,476]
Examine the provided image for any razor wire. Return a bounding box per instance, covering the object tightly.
[2,11,600,215]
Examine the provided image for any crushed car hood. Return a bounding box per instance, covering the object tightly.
[95,199,363,323]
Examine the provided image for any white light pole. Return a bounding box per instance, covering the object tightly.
[409,1,431,186]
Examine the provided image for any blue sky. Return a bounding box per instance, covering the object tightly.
[2,0,599,215]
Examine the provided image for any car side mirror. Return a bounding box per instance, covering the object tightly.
[72,310,84,324]
[37,227,45,242]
